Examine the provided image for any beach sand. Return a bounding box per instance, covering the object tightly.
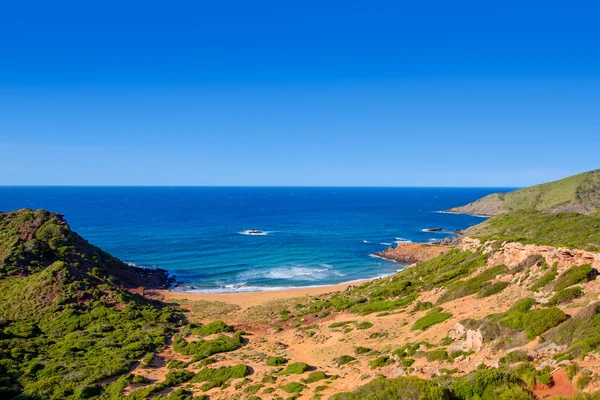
[154,279,372,309]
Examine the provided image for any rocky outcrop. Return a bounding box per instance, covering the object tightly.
[448,322,483,352]
[374,242,453,264]
[460,237,600,270]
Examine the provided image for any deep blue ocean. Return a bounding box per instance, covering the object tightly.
[0,187,507,293]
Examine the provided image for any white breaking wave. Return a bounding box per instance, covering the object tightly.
[238,264,346,282]
[380,242,393,246]
[239,229,268,236]
[125,261,157,269]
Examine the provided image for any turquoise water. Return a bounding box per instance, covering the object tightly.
[0,187,505,292]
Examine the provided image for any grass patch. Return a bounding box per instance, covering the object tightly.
[467,210,600,252]
[356,321,374,330]
[279,362,311,375]
[411,307,453,331]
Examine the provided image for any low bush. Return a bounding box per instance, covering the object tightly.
[554,265,592,291]
[282,382,306,394]
[529,264,557,291]
[333,355,356,366]
[279,362,311,375]
[302,371,327,383]
[266,356,287,366]
[190,364,250,391]
[329,376,450,399]
[369,356,394,369]
[477,281,509,298]
[328,321,356,329]
[357,321,374,330]
[548,286,584,306]
[355,346,372,355]
[499,350,530,365]
[425,349,450,362]
[172,333,243,360]
[412,307,453,331]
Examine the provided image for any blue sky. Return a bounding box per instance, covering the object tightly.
[1,0,599,186]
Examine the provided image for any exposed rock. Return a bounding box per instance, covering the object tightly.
[423,227,442,232]
[448,323,467,341]
[464,330,483,352]
[459,237,600,270]
[375,242,453,264]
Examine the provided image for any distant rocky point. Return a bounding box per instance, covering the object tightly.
[374,242,453,264]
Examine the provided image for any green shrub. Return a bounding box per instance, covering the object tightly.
[477,281,509,298]
[401,358,415,367]
[181,320,232,337]
[357,321,374,330]
[329,376,450,399]
[412,307,453,331]
[369,356,393,369]
[328,321,356,329]
[266,356,288,366]
[548,286,584,306]
[499,350,530,365]
[564,363,579,381]
[554,265,592,291]
[355,346,372,355]
[172,333,243,360]
[190,364,250,391]
[282,382,306,393]
[529,264,557,291]
[302,371,327,383]
[543,302,600,357]
[521,307,567,339]
[333,355,356,366]
[279,362,311,375]
[425,349,450,362]
[438,264,508,303]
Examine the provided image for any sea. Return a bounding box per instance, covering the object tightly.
[0,187,509,293]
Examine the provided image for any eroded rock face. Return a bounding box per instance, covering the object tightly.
[375,243,453,264]
[460,237,600,270]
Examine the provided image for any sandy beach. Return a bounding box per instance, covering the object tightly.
[154,279,373,309]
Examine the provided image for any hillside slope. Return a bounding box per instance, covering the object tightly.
[447,169,600,216]
[0,209,181,399]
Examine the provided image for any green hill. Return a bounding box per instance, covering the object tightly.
[447,169,600,216]
[0,209,179,399]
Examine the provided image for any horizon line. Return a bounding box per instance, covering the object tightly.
[0,185,518,189]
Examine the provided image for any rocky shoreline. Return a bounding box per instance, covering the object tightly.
[374,242,454,264]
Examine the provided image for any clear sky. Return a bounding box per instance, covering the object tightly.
[1,0,599,187]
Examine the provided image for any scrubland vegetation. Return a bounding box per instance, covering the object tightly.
[3,204,600,399]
